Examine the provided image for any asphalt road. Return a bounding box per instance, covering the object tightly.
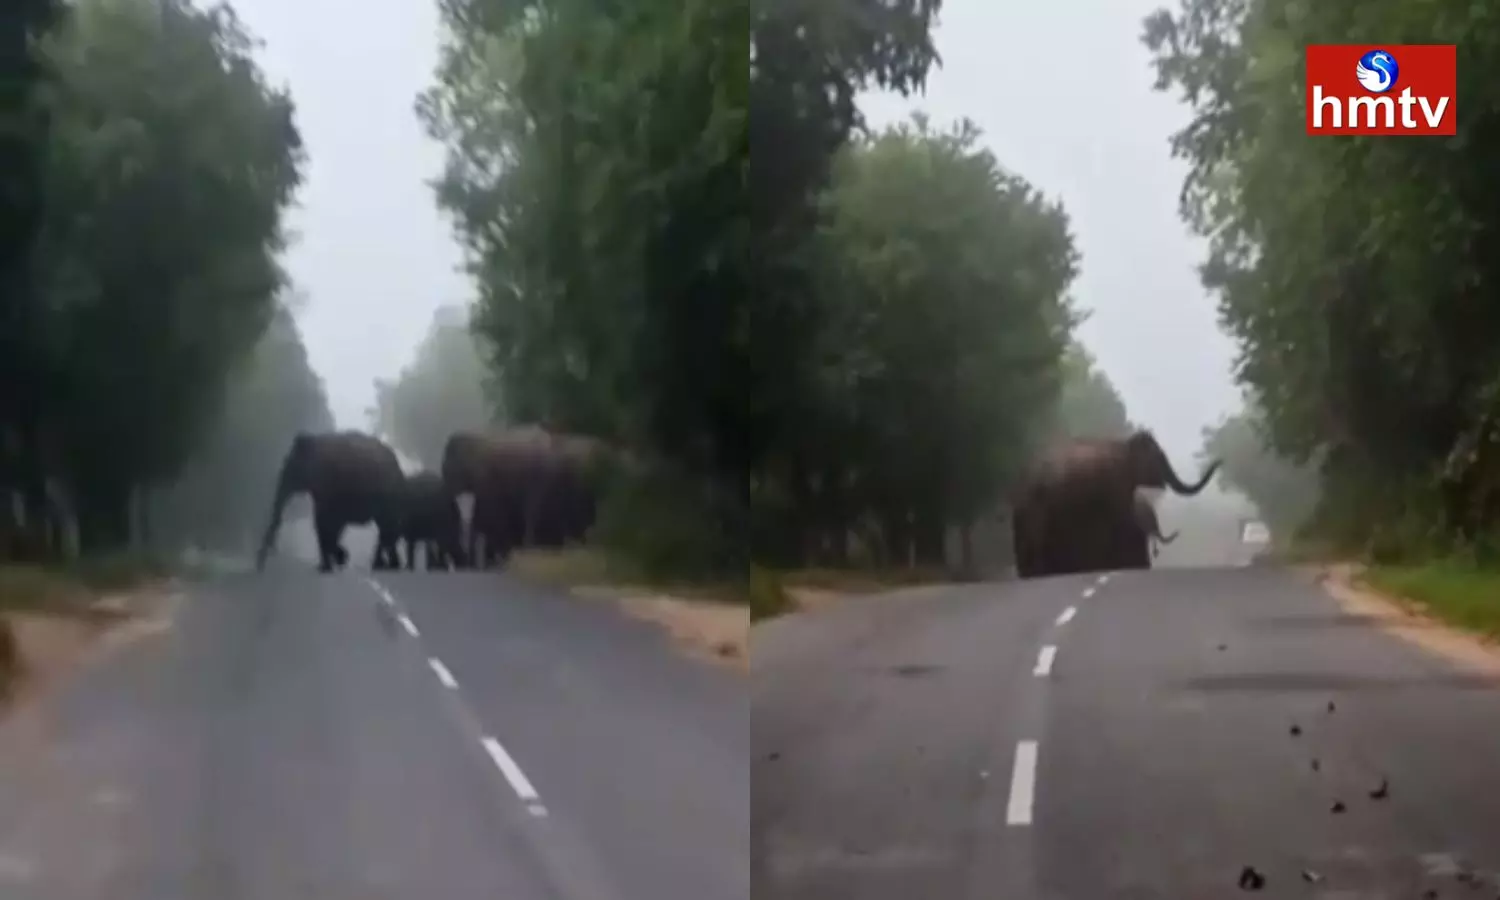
[752,565,1500,898]
[0,568,747,900]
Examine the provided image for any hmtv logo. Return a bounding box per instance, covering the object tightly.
[1305,45,1457,135]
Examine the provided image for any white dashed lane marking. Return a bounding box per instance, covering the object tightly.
[1006,740,1039,826]
[367,579,548,818]
[1096,573,1110,585]
[1033,645,1057,677]
[1056,606,1077,626]
[429,658,459,689]
[1081,586,1095,599]
[482,736,547,814]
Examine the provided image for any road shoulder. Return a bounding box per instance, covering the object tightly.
[1317,561,1500,676]
[0,566,182,712]
[508,549,749,669]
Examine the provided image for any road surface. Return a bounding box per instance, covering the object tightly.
[752,566,1500,898]
[0,569,747,900]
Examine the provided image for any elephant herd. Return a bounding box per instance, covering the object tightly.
[1010,430,1218,579]
[254,426,614,574]
[251,424,1210,581]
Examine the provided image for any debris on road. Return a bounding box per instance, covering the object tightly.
[1300,869,1323,883]
[1217,643,1227,651]
[1330,800,1346,813]
[1237,865,1266,890]
[1326,700,1336,713]
[1311,758,1320,772]
[1369,777,1389,799]
[1289,723,1302,736]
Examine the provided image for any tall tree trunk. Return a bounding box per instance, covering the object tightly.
[77,481,131,556]
[912,508,945,568]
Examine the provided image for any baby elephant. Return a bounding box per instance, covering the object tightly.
[402,471,467,571]
[1134,492,1179,558]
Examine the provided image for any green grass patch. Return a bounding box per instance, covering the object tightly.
[749,566,792,622]
[0,565,94,613]
[0,553,168,614]
[1365,559,1500,639]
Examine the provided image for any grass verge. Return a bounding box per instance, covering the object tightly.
[1363,559,1500,640]
[509,548,749,667]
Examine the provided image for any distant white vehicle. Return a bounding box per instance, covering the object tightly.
[1240,519,1271,546]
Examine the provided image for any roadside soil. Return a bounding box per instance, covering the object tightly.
[1316,561,1500,676]
[510,550,750,670]
[0,570,182,712]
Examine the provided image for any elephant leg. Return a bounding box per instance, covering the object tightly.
[370,530,394,570]
[314,515,338,573]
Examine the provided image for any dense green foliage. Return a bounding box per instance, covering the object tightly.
[1144,0,1500,558]
[422,0,1121,577]
[1047,342,1133,443]
[754,115,1080,568]
[1199,402,1320,537]
[422,0,751,574]
[148,302,333,555]
[0,0,312,561]
[371,304,495,470]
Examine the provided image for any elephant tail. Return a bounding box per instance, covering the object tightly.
[1160,529,1179,544]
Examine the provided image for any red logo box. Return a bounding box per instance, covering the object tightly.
[1305,45,1457,136]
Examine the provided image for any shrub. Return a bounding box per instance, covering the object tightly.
[749,566,792,621]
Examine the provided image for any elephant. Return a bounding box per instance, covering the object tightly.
[255,430,407,573]
[400,471,467,571]
[534,433,611,546]
[1011,429,1219,579]
[441,427,555,568]
[1134,491,1178,559]
[441,427,618,568]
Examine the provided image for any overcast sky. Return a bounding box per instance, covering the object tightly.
[234,0,1238,463]
[233,0,466,432]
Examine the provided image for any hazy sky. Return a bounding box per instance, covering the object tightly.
[233,0,466,432]
[234,0,1238,463]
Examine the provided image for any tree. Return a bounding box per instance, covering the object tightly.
[0,0,65,550]
[1199,403,1320,536]
[371,303,496,471]
[761,114,1078,567]
[149,301,333,555]
[424,0,753,573]
[1142,0,1500,552]
[14,0,303,553]
[1046,342,1132,443]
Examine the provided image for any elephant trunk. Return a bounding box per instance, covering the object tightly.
[1165,458,1222,496]
[254,468,297,571]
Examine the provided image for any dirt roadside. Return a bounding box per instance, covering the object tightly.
[510,551,749,670]
[1316,561,1500,676]
[0,574,183,712]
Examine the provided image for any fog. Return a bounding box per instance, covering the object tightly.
[231,0,466,431]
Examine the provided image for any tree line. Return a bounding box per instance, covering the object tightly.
[0,0,327,564]
[1155,0,1498,560]
[414,0,1135,580]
